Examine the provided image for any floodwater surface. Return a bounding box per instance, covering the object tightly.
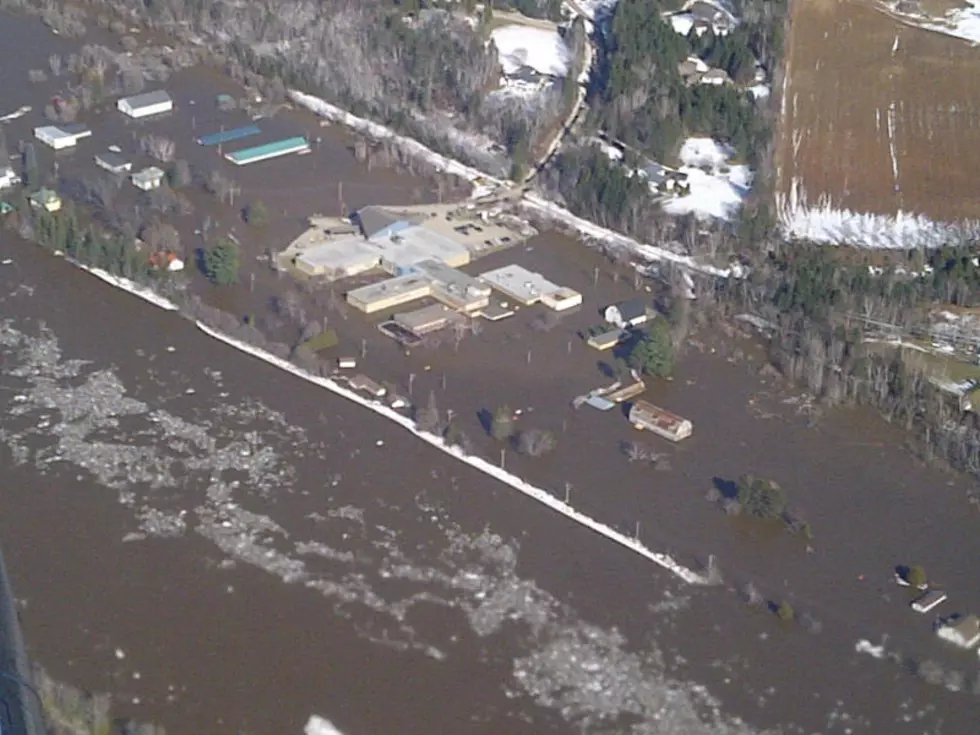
[1,10,979,735]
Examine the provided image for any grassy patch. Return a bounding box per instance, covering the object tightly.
[302,328,339,352]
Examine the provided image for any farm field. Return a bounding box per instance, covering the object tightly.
[776,0,980,247]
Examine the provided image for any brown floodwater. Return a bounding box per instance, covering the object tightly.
[1,10,980,735]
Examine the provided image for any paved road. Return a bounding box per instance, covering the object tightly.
[0,543,43,735]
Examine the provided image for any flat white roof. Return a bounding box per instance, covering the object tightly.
[370,224,468,270]
[35,125,91,141]
[296,238,381,271]
[413,259,490,298]
[347,273,432,304]
[479,264,560,303]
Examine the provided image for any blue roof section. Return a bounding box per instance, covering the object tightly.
[197,124,261,146]
[374,220,413,239]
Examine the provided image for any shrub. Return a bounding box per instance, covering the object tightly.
[626,319,674,377]
[736,475,786,519]
[516,428,556,457]
[776,602,794,621]
[907,564,927,588]
[490,405,514,441]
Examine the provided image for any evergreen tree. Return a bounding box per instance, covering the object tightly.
[204,239,241,285]
[626,320,674,377]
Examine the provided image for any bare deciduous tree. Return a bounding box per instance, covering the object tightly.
[48,54,62,76]
[415,391,441,434]
[142,221,181,253]
[516,428,556,457]
[205,169,240,205]
[141,134,176,163]
[28,69,47,83]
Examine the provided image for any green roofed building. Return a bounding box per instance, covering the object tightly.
[224,136,311,166]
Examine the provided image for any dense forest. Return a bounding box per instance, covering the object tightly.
[701,243,980,476]
[590,0,784,164]
[539,0,786,248]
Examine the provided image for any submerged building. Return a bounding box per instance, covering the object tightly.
[117,90,173,119]
[628,401,693,442]
[34,124,92,150]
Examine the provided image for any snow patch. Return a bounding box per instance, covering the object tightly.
[663,137,752,221]
[491,25,571,77]
[572,0,621,21]
[893,0,980,44]
[305,716,344,735]
[777,179,980,249]
[748,84,770,99]
[678,137,734,169]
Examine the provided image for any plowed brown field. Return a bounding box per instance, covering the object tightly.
[777,0,980,221]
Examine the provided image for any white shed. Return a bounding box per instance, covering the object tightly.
[604,299,650,329]
[34,124,92,150]
[117,90,173,119]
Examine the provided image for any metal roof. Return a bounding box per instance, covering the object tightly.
[120,90,172,109]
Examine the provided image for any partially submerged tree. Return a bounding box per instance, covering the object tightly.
[490,405,514,441]
[415,391,442,434]
[627,320,674,378]
[203,239,240,285]
[244,200,269,226]
[906,564,928,589]
[736,475,786,519]
[516,428,556,457]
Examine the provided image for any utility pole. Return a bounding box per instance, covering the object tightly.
[408,373,416,395]
[635,521,640,541]
[564,482,571,504]
[360,338,367,359]
[500,448,506,470]
[338,181,344,217]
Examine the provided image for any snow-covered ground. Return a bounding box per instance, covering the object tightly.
[776,179,980,248]
[571,0,620,21]
[889,0,980,44]
[491,25,571,77]
[663,137,753,221]
[748,84,770,100]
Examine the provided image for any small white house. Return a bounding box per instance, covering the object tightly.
[699,68,732,86]
[604,299,650,329]
[34,124,92,150]
[936,614,980,649]
[131,166,165,191]
[117,90,173,119]
[0,165,19,189]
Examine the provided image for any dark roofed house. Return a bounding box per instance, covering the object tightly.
[604,299,650,329]
[95,151,132,174]
[687,1,734,32]
[511,65,545,84]
[644,163,687,192]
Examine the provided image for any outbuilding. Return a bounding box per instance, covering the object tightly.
[117,90,174,119]
[0,166,19,189]
[910,590,947,614]
[95,151,132,174]
[29,188,62,213]
[936,614,980,649]
[628,401,693,442]
[604,299,650,329]
[34,124,92,150]
[131,166,165,191]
